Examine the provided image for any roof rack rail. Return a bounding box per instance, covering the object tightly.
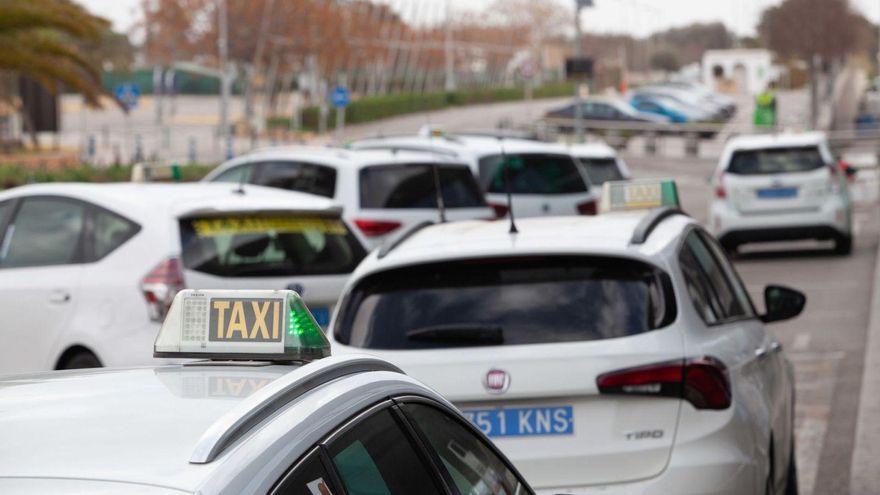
[377,221,435,259]
[629,207,687,245]
[189,356,402,464]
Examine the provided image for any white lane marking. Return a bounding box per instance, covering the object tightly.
[793,333,812,351]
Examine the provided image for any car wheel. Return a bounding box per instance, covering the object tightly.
[61,351,102,370]
[834,234,853,255]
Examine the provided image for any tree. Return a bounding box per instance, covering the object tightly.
[650,50,681,74]
[0,0,110,106]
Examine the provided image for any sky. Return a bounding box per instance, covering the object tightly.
[78,0,880,38]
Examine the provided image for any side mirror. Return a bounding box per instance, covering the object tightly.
[760,285,806,323]
[845,166,858,178]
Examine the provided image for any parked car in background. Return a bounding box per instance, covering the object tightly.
[351,134,601,218]
[656,81,737,117]
[0,183,366,373]
[630,91,719,124]
[710,132,855,254]
[204,147,493,249]
[544,96,670,126]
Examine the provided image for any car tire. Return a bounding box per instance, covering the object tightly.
[60,351,102,370]
[834,234,853,255]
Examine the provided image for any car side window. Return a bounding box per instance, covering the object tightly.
[403,403,529,495]
[1,197,86,268]
[93,208,140,260]
[696,230,755,317]
[679,240,722,324]
[680,231,748,323]
[326,408,443,495]
[273,448,339,495]
[213,164,255,184]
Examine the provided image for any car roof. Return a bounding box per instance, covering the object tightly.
[210,146,469,174]
[0,355,418,493]
[557,142,618,158]
[351,135,574,159]
[724,131,827,152]
[0,183,343,221]
[362,212,694,274]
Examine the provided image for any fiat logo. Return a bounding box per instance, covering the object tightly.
[483,369,510,394]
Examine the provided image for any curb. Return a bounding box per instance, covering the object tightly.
[850,226,880,494]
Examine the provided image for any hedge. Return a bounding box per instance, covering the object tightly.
[0,163,216,190]
[267,82,575,131]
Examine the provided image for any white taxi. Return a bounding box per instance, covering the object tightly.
[0,183,366,373]
[350,134,601,218]
[709,132,854,254]
[330,180,803,494]
[0,289,534,495]
[203,147,493,250]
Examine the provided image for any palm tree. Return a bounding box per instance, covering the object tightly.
[0,0,111,145]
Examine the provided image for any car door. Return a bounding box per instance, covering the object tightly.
[677,229,778,463]
[0,196,87,373]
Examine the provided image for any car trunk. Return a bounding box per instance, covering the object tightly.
[177,212,366,327]
[723,145,833,215]
[331,255,684,488]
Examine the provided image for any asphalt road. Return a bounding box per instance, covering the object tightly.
[626,152,880,495]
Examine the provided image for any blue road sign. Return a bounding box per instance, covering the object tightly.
[330,86,350,108]
[114,83,141,111]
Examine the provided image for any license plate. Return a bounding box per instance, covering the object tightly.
[310,308,330,327]
[757,187,797,199]
[462,406,574,438]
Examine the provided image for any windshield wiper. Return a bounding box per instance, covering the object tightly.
[406,324,503,345]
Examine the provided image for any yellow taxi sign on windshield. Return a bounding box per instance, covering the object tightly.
[154,290,330,361]
[600,179,680,213]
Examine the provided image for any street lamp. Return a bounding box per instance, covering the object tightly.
[573,0,593,143]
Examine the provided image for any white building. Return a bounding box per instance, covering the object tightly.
[702,49,775,95]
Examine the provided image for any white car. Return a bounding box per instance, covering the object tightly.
[203,147,493,250]
[350,134,601,218]
[329,180,803,494]
[0,183,366,373]
[0,289,533,495]
[710,132,854,254]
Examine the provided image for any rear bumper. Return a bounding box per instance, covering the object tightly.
[710,196,850,246]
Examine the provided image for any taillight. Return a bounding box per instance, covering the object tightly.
[577,200,598,215]
[597,356,731,410]
[828,163,842,192]
[489,202,509,218]
[714,171,726,199]
[353,219,402,237]
[141,257,185,322]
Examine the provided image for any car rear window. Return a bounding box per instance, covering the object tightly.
[359,163,486,209]
[479,154,588,194]
[577,157,624,185]
[179,214,366,277]
[727,146,825,175]
[335,256,675,350]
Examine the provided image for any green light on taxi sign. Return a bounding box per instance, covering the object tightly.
[154,289,330,362]
[600,179,680,213]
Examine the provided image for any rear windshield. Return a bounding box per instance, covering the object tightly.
[727,146,826,175]
[254,161,337,198]
[479,154,587,194]
[180,214,366,277]
[359,163,486,209]
[335,256,675,350]
[577,157,624,185]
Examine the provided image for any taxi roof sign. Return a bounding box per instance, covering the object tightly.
[600,179,680,213]
[154,290,330,362]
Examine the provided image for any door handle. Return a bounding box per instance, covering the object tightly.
[754,347,769,360]
[48,290,71,304]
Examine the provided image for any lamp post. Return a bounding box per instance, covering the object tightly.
[573,0,593,143]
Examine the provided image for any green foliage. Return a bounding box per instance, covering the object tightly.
[0,163,217,190]
[267,83,575,131]
[650,50,681,73]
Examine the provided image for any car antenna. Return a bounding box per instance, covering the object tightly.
[423,112,447,223]
[234,168,246,195]
[498,136,518,234]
